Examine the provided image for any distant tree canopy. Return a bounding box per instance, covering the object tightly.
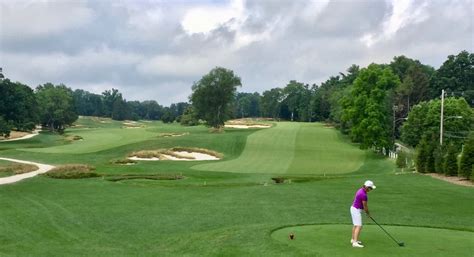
[190,67,242,128]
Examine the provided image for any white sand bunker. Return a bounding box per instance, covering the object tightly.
[128,148,222,161]
[0,130,40,142]
[158,132,189,137]
[225,124,271,129]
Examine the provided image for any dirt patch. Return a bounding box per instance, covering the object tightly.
[425,173,474,187]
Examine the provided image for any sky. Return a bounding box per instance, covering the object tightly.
[1,0,473,106]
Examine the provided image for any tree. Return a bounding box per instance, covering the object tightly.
[261,88,283,119]
[36,83,78,133]
[396,151,408,168]
[282,80,309,121]
[190,67,242,129]
[161,107,174,123]
[430,51,474,106]
[459,132,474,179]
[111,96,130,121]
[444,143,459,176]
[102,88,122,117]
[341,64,400,151]
[433,144,445,174]
[180,106,199,126]
[416,136,429,173]
[0,79,38,131]
[401,97,473,147]
[0,116,12,137]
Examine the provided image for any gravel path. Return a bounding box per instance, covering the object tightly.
[0,157,55,185]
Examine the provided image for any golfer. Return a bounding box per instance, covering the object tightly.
[350,180,376,248]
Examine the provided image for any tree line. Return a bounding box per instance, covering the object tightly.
[0,79,189,136]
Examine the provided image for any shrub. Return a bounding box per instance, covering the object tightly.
[396,151,408,168]
[271,177,285,184]
[415,137,429,173]
[444,143,459,176]
[459,133,474,179]
[44,164,99,179]
[424,139,436,173]
[433,145,445,174]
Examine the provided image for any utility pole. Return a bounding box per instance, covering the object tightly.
[440,89,445,145]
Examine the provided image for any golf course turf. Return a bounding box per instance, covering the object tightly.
[0,117,472,257]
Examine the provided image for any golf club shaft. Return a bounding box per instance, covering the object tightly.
[369,216,401,245]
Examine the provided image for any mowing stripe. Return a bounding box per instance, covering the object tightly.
[192,122,300,174]
[287,123,365,174]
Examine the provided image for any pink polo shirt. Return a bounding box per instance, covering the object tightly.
[352,188,367,209]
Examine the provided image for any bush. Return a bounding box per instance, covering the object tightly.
[433,145,445,174]
[415,137,429,173]
[396,151,408,168]
[44,164,99,179]
[444,143,459,176]
[0,163,37,175]
[459,133,474,179]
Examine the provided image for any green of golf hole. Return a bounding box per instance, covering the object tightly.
[271,224,474,257]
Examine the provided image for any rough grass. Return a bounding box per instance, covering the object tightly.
[0,162,37,176]
[112,159,137,165]
[105,173,184,182]
[44,164,99,179]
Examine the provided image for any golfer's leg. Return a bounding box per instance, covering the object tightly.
[354,226,362,241]
[352,226,356,241]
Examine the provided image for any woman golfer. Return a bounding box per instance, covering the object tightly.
[350,180,376,248]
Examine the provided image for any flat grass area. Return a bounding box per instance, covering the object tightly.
[272,224,474,257]
[0,116,472,257]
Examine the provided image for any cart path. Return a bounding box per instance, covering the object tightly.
[0,157,55,185]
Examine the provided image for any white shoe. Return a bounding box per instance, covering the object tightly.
[350,239,363,244]
[352,242,364,248]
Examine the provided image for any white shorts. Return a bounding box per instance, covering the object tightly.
[350,206,362,226]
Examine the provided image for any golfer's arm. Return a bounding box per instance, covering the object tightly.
[362,201,370,216]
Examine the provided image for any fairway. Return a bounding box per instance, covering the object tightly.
[20,128,159,154]
[193,122,365,174]
[272,224,474,257]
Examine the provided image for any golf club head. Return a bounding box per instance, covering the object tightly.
[398,242,405,247]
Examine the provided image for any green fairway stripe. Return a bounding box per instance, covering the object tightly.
[192,122,299,173]
[288,123,365,174]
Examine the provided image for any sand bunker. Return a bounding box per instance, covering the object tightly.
[128,148,221,161]
[158,132,189,137]
[224,124,271,129]
[0,130,40,142]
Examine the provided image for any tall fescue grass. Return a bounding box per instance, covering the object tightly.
[44,164,99,179]
[0,163,37,175]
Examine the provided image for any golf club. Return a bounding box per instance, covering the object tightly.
[369,216,405,247]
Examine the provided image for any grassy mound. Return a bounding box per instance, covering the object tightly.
[44,164,99,179]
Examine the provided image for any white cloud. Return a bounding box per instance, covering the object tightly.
[361,0,429,47]
[181,0,245,34]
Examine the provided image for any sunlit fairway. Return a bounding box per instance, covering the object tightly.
[193,122,365,174]
[0,116,472,257]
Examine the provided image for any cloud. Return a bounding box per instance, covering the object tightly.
[360,0,429,47]
[1,0,472,106]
